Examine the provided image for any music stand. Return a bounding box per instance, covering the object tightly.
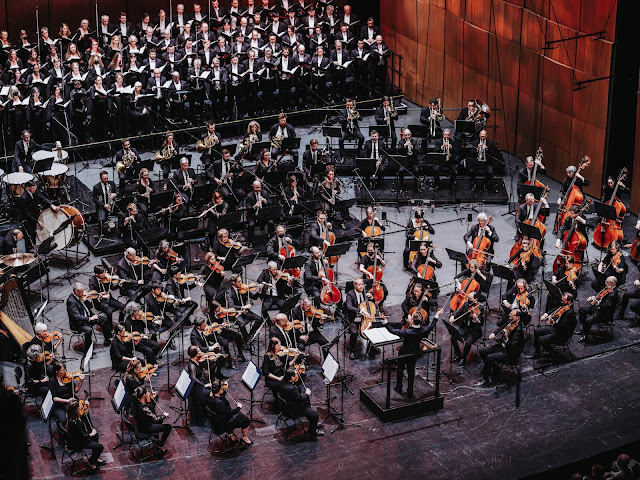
[325,242,351,258]
[172,369,194,432]
[446,248,469,276]
[239,361,265,424]
[81,340,103,400]
[491,263,515,320]
[256,205,283,226]
[281,255,307,272]
[191,183,215,206]
[409,239,433,252]
[150,191,174,209]
[217,211,243,231]
[114,196,134,214]
[178,216,200,233]
[455,120,475,135]
[33,157,54,175]
[112,380,129,449]
[369,125,390,138]
[264,170,287,188]
[250,141,271,154]
[335,197,356,215]
[278,292,303,314]
[357,238,384,253]
[322,125,342,138]
[355,158,376,178]
[519,184,545,200]
[39,391,55,455]
[293,200,319,216]
[517,222,543,242]
[443,321,464,383]
[281,137,301,151]
[407,125,429,138]
[543,279,563,306]
[232,253,259,277]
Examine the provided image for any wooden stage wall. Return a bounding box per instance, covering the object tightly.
[380,0,617,201]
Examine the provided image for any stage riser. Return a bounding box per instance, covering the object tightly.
[359,378,444,422]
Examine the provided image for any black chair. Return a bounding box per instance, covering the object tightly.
[275,393,306,441]
[205,406,238,455]
[123,417,156,462]
[13,365,42,409]
[57,424,90,476]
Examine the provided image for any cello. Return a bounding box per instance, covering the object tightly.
[417,244,436,280]
[523,147,546,189]
[406,288,430,327]
[554,155,591,234]
[467,215,493,269]
[280,236,301,278]
[510,187,549,258]
[319,253,341,304]
[320,224,339,265]
[409,212,430,263]
[450,270,480,312]
[592,168,628,249]
[553,200,591,275]
[366,245,385,303]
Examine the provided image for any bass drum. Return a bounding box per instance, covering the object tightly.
[36,205,85,250]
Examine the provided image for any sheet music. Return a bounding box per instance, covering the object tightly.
[41,391,53,421]
[175,369,194,398]
[363,327,400,345]
[322,352,339,383]
[112,380,126,412]
[83,341,93,371]
[241,361,261,390]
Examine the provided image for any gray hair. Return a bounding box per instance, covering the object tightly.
[124,301,142,318]
[27,344,43,360]
[566,166,576,174]
[267,261,277,269]
[35,322,47,333]
[477,213,488,221]
[525,193,535,201]
[72,283,85,293]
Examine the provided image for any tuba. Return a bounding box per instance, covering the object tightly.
[473,98,490,132]
[196,133,219,153]
[116,150,135,174]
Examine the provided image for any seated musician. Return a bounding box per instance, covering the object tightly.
[517,155,546,200]
[207,378,253,446]
[25,322,61,371]
[189,317,231,372]
[457,99,478,121]
[396,128,420,194]
[1,228,23,254]
[555,204,588,264]
[269,112,298,168]
[280,368,324,441]
[171,157,197,201]
[419,98,443,138]
[269,313,307,352]
[360,206,385,238]
[65,398,105,472]
[88,265,125,323]
[530,292,576,360]
[403,209,434,270]
[549,255,578,309]
[501,278,535,326]
[92,170,118,234]
[165,269,198,323]
[158,131,180,191]
[135,168,154,220]
[387,309,441,397]
[359,242,389,314]
[240,120,263,162]
[362,130,387,189]
[211,229,249,273]
[198,252,225,302]
[303,246,330,306]
[110,324,139,373]
[254,149,274,179]
[475,310,525,386]
[469,129,495,190]
[409,242,442,281]
[557,164,589,207]
[317,165,348,229]
[226,274,262,344]
[578,276,618,343]
[257,261,294,327]
[20,180,58,251]
[284,175,307,233]
[152,239,184,282]
[449,292,484,366]
[122,302,161,364]
[162,193,188,244]
[12,129,44,173]
[122,203,146,248]
[266,224,298,268]
[345,278,379,359]
[290,298,331,360]
[463,212,499,267]
[338,98,365,161]
[123,359,145,397]
[202,192,228,239]
[186,345,221,424]
[618,279,640,323]
[262,338,293,394]
[67,283,112,349]
[454,259,489,303]
[515,193,549,241]
[132,386,171,455]
[49,362,85,424]
[117,247,149,298]
[592,241,627,292]
[508,238,541,286]
[433,128,459,190]
[309,210,333,249]
[245,179,273,246]
[201,308,246,365]
[24,345,50,398]
[210,149,242,206]
[401,283,432,328]
[302,138,324,177]
[115,138,139,191]
[601,175,628,203]
[142,281,176,337]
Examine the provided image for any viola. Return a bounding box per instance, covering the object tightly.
[176,272,202,285]
[164,249,183,263]
[101,274,133,286]
[41,330,62,343]
[554,155,591,234]
[239,282,259,294]
[204,321,230,335]
[122,331,149,344]
[523,147,546,189]
[61,371,91,384]
[546,305,571,325]
[592,168,628,249]
[137,363,159,379]
[84,290,108,300]
[131,255,155,266]
[450,271,480,311]
[553,200,591,274]
[224,240,243,250]
[589,287,613,306]
[215,307,243,319]
[279,237,301,278]
[303,306,331,322]
[207,260,225,273]
[283,320,304,331]
[467,215,493,269]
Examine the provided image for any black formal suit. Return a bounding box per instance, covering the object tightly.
[67,417,104,465]
[116,22,134,39]
[88,275,124,319]
[344,288,369,352]
[279,381,319,433]
[303,256,325,305]
[479,321,524,380]
[387,318,437,394]
[209,394,250,431]
[500,285,536,326]
[290,305,330,356]
[110,337,136,372]
[13,138,45,173]
[115,257,145,297]
[534,305,577,355]
[170,167,197,201]
[142,291,174,334]
[338,106,364,157]
[362,139,386,187]
[92,180,117,224]
[66,293,111,350]
[374,105,397,149]
[308,221,332,248]
[507,248,541,285]
[591,252,628,292]
[269,323,306,351]
[244,190,274,244]
[225,285,262,341]
[396,137,419,191]
[450,302,484,361]
[256,268,292,324]
[1,230,19,255]
[579,288,618,341]
[468,138,496,188]
[133,401,172,446]
[359,25,380,42]
[115,147,139,190]
[19,188,52,250]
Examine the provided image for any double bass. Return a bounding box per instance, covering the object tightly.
[523,147,546,189]
[510,187,549,259]
[553,199,592,275]
[592,168,628,249]
[554,155,591,234]
[319,253,341,304]
[321,224,339,265]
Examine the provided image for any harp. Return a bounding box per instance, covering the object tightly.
[0,278,35,347]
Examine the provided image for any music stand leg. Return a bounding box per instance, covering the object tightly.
[113,411,128,450]
[40,416,56,457]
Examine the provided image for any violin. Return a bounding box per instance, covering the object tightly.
[176,272,202,285]
[499,314,520,345]
[61,371,92,384]
[303,306,330,323]
[589,287,613,306]
[450,301,482,325]
[78,399,90,416]
[283,320,304,331]
[450,271,480,311]
[215,306,247,319]
[553,200,591,274]
[41,330,62,343]
[137,363,159,379]
[100,274,132,285]
[131,255,155,266]
[204,321,230,335]
[163,249,183,263]
[196,351,227,362]
[545,305,571,326]
[467,215,493,269]
[224,239,243,250]
[554,155,591,234]
[277,347,303,357]
[83,290,109,301]
[122,331,149,344]
[592,168,627,249]
[207,260,225,273]
[515,291,530,313]
[239,282,259,294]
[141,311,163,325]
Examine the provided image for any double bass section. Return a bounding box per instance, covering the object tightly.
[592,168,628,250]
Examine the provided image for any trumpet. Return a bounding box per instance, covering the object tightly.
[196,133,220,153]
[154,144,175,163]
[116,149,135,174]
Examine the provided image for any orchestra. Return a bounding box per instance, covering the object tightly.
[0,4,638,470]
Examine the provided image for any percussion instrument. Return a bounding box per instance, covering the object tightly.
[36,205,85,250]
[4,172,34,197]
[32,148,69,164]
[41,163,69,192]
[2,253,35,267]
